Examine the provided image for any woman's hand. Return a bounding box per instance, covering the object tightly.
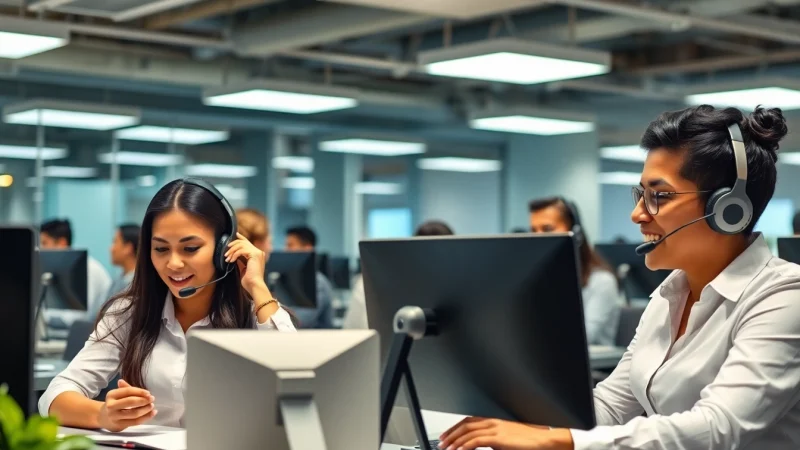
[225,232,268,296]
[97,379,157,432]
[438,417,573,450]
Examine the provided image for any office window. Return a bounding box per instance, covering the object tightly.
[367,208,412,238]
[755,198,794,237]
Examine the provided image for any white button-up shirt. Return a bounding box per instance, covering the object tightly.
[39,293,296,427]
[571,233,800,449]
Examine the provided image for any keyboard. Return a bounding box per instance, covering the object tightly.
[402,440,440,450]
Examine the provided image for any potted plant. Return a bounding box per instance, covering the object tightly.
[0,385,94,450]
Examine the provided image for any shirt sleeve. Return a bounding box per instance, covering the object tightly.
[583,271,621,345]
[256,305,297,331]
[38,300,130,416]
[572,286,800,450]
[588,306,646,427]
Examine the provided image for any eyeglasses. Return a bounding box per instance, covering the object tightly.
[631,186,712,216]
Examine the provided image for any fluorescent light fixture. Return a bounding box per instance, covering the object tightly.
[0,144,67,160]
[417,157,502,173]
[215,184,248,201]
[469,108,595,135]
[116,126,229,145]
[186,164,257,178]
[282,177,315,190]
[598,171,641,186]
[136,175,157,187]
[0,17,69,59]
[419,38,610,85]
[98,151,184,166]
[780,152,800,165]
[0,31,67,59]
[272,156,314,173]
[354,182,404,195]
[42,166,97,178]
[686,87,800,110]
[3,100,141,130]
[600,145,648,162]
[319,138,426,156]
[204,81,359,114]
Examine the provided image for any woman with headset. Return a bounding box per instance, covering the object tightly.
[438,105,800,450]
[39,179,296,432]
[529,197,622,346]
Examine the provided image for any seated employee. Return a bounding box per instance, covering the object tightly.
[528,197,621,346]
[343,220,454,329]
[40,179,295,432]
[105,224,141,314]
[285,226,335,329]
[235,208,273,257]
[438,105,800,449]
[40,219,112,323]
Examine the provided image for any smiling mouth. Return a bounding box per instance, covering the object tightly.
[168,275,194,287]
[642,233,663,242]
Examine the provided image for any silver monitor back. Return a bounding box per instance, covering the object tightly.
[186,330,380,450]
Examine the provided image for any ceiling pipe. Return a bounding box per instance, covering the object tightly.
[543,0,800,45]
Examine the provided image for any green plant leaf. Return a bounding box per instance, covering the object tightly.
[0,388,25,448]
[15,416,59,448]
[53,436,95,450]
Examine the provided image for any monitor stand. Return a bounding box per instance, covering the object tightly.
[380,306,439,450]
[277,371,328,450]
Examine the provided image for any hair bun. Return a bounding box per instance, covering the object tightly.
[746,106,788,154]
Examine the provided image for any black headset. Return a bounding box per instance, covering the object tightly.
[181,178,238,273]
[704,123,753,235]
[558,197,585,248]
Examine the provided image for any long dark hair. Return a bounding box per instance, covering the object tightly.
[97,179,255,388]
[528,197,615,287]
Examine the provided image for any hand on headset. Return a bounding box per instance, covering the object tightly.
[224,232,269,297]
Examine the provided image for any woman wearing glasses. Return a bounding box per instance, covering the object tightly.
[438,105,800,450]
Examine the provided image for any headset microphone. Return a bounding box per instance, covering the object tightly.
[635,213,716,256]
[178,266,234,298]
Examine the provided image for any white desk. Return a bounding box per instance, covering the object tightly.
[34,358,69,391]
[36,339,66,358]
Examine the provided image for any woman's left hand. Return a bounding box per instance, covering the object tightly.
[438,417,573,450]
[225,232,267,295]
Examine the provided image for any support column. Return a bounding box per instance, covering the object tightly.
[309,141,362,257]
[244,131,278,225]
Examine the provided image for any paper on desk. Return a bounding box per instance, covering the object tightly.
[81,425,186,450]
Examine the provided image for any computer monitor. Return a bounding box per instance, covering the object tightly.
[316,252,330,278]
[265,251,317,308]
[361,234,595,439]
[186,330,379,450]
[328,256,352,290]
[0,227,36,412]
[595,243,670,302]
[39,249,88,311]
[778,237,800,264]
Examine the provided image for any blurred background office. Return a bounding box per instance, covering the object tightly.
[2,0,800,335]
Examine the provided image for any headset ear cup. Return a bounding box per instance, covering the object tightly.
[215,234,230,273]
[705,188,731,234]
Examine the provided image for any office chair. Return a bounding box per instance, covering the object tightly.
[63,320,94,361]
[615,305,646,348]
